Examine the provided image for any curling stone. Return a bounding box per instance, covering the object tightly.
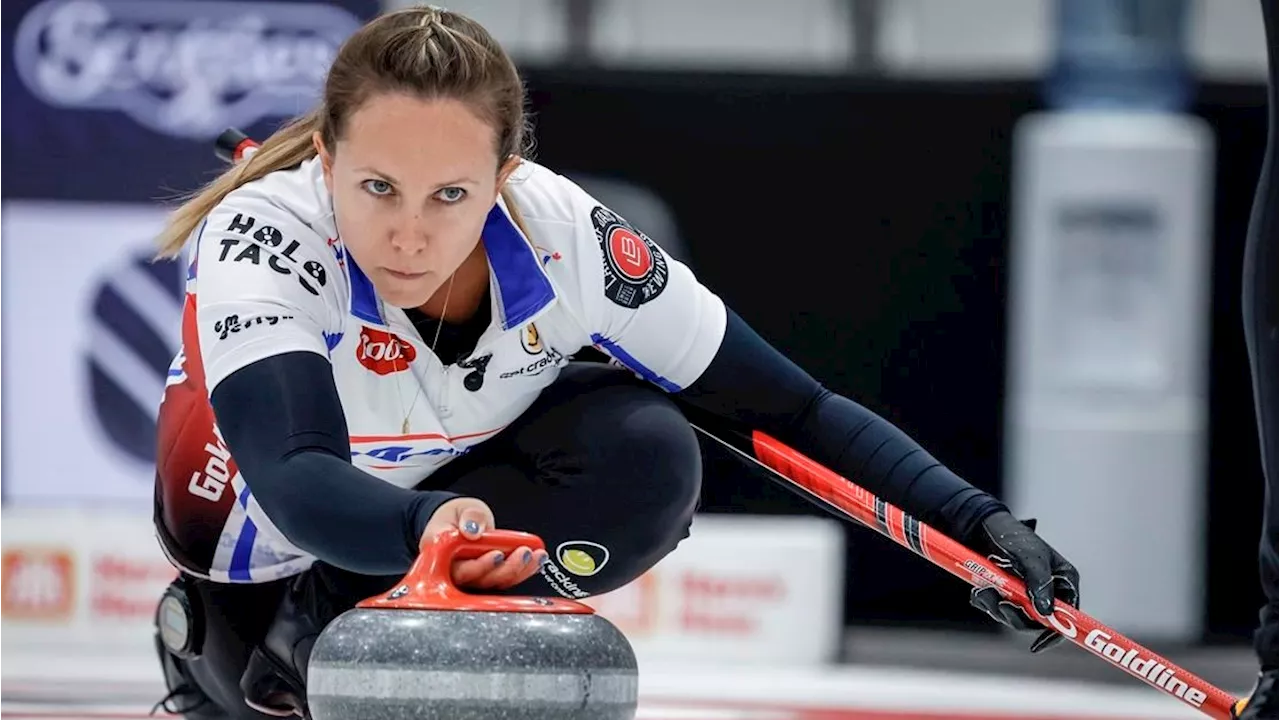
[307,529,639,720]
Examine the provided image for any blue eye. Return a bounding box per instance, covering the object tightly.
[436,187,467,204]
[362,179,394,196]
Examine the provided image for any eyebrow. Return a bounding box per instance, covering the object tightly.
[353,167,478,187]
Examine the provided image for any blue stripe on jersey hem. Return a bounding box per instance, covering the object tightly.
[229,487,256,582]
[483,204,555,330]
[229,517,258,582]
[346,254,383,325]
[590,333,681,392]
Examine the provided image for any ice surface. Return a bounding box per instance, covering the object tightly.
[1,651,1211,719]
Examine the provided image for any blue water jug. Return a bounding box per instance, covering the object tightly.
[1044,0,1193,111]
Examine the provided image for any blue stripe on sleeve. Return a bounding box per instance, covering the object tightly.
[590,333,681,392]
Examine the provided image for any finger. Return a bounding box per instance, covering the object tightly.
[970,587,1007,624]
[971,587,1045,631]
[1053,576,1079,611]
[422,498,492,541]
[515,550,549,586]
[457,504,495,539]
[1017,555,1056,618]
[451,550,505,586]
[501,548,547,588]
[1031,628,1064,653]
[475,546,536,589]
[994,600,1040,631]
[1054,561,1081,607]
[471,547,547,590]
[985,553,1016,573]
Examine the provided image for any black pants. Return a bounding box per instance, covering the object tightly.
[161,364,702,718]
[1247,0,1278,673]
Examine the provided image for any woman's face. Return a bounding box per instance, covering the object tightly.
[316,93,518,309]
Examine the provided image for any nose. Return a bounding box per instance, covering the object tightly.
[389,211,428,255]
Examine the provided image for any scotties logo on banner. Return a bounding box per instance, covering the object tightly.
[13,0,363,139]
[88,249,185,465]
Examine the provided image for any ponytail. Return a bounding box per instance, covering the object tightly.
[155,109,323,258]
[499,185,535,241]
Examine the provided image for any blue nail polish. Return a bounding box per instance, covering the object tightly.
[493,553,505,566]
[463,520,479,535]
[523,550,533,564]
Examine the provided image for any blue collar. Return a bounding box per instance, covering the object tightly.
[346,200,556,330]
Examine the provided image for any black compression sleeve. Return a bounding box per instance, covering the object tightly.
[678,309,1004,541]
[209,351,461,576]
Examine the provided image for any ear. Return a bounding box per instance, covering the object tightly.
[313,131,334,193]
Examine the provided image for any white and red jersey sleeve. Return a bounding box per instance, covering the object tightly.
[188,183,348,395]
[509,164,728,392]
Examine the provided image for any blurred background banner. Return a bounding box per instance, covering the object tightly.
[3,201,180,504]
[1,0,1272,687]
[1,0,379,200]
[0,0,380,497]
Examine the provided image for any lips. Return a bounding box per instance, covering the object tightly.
[384,268,428,280]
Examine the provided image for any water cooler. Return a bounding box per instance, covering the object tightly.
[1006,0,1215,640]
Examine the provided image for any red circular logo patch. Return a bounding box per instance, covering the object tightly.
[607,227,653,281]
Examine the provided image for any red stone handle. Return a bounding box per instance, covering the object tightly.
[357,528,595,614]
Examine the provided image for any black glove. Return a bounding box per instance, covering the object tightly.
[967,511,1080,653]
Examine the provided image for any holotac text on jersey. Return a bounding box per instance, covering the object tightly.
[215,214,329,296]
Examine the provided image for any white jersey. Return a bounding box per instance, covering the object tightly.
[155,157,727,583]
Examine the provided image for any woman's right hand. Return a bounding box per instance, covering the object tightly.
[422,497,547,590]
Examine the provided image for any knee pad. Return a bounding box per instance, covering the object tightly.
[152,577,225,718]
[156,576,205,660]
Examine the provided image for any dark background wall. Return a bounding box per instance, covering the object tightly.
[514,69,1269,641]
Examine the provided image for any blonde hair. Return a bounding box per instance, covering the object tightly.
[156,6,532,257]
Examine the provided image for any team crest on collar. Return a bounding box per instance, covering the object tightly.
[521,324,543,355]
[590,206,669,309]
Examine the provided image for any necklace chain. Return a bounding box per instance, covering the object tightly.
[400,273,455,435]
